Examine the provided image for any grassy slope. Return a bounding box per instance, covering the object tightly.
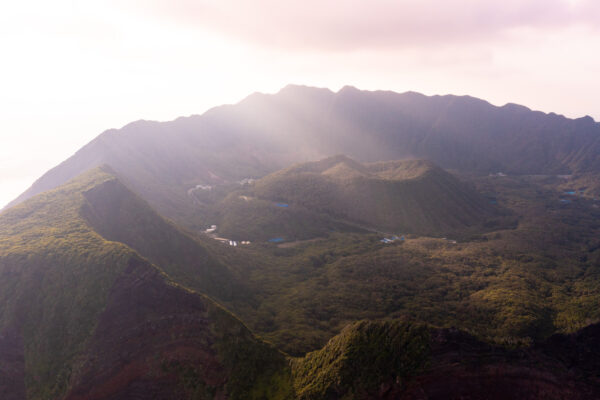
[0,167,294,400]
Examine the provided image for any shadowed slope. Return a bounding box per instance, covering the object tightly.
[79,174,246,303]
[292,320,600,400]
[0,168,293,400]
[292,320,430,399]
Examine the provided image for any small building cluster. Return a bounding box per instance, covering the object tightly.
[205,225,250,247]
[380,235,404,244]
[226,240,251,246]
[564,189,585,196]
[559,189,589,204]
[187,184,213,196]
[214,237,251,246]
[239,178,256,185]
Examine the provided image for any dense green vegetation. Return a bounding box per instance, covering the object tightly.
[210,174,600,355]
[207,303,294,400]
[0,168,133,399]
[292,320,430,399]
[58,165,599,360]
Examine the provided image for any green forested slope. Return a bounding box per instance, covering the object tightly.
[0,167,293,400]
[215,174,600,355]
[292,320,430,399]
[1,164,600,399]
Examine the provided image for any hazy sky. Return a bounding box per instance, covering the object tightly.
[1,0,599,208]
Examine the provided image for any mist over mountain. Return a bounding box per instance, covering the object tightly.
[6,85,600,227]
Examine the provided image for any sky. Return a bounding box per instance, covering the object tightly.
[1,0,599,209]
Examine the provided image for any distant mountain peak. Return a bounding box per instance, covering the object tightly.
[501,102,532,113]
[338,85,360,93]
[278,83,334,96]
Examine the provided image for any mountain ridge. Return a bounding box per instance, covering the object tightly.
[5,84,600,224]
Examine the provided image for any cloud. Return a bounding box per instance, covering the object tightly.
[120,0,600,51]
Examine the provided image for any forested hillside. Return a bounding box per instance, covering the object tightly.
[0,168,292,400]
